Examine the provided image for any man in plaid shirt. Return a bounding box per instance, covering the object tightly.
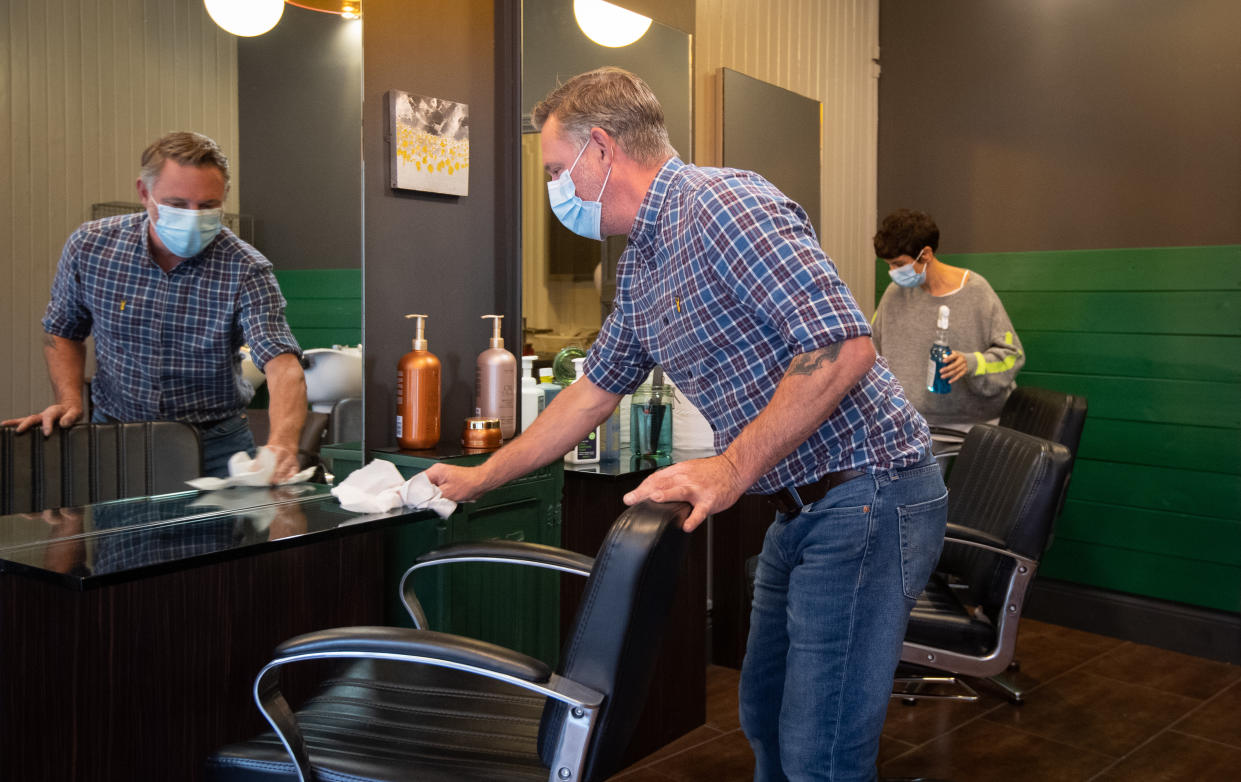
[428,68,947,781]
[3,132,306,481]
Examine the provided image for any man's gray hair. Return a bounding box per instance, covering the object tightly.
[531,67,676,166]
[139,131,230,188]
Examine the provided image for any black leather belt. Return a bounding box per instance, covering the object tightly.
[765,468,867,515]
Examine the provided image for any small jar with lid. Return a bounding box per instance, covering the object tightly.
[461,414,502,452]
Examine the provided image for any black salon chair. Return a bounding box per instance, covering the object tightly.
[894,424,1073,705]
[0,422,202,514]
[932,385,1088,475]
[206,500,692,782]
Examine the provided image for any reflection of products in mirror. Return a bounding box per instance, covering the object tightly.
[630,380,674,458]
[629,452,672,472]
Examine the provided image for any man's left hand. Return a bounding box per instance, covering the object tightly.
[622,454,746,533]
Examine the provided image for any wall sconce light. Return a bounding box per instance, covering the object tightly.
[204,0,285,38]
[205,1,362,38]
[573,0,652,48]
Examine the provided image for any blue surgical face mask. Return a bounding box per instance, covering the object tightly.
[153,203,223,258]
[889,251,926,288]
[546,139,612,241]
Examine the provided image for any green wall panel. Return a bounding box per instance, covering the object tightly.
[1039,538,1240,613]
[1017,372,1239,428]
[273,268,362,349]
[1054,500,1241,568]
[1000,291,1240,336]
[1019,331,1241,382]
[1068,460,1240,519]
[939,246,1241,292]
[1076,419,1241,475]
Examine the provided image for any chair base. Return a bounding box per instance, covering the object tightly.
[891,674,979,703]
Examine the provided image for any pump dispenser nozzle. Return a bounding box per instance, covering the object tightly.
[405,313,429,350]
[481,314,505,348]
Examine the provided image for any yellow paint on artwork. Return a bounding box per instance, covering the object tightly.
[396,125,469,181]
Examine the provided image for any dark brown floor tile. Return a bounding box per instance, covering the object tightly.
[1003,619,1125,691]
[880,717,1114,782]
[612,725,726,775]
[705,665,741,732]
[1091,730,1241,781]
[881,692,1003,746]
[1173,679,1241,749]
[983,669,1200,758]
[1081,641,1241,701]
[878,733,916,766]
[626,730,755,782]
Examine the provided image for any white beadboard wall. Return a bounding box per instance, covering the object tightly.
[694,0,879,309]
[1,0,238,418]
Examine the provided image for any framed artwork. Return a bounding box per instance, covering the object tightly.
[386,89,470,196]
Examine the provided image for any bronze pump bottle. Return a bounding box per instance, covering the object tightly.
[396,314,441,449]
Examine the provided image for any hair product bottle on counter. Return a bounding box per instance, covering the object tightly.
[396,313,441,449]
[475,314,517,439]
[564,357,600,464]
[520,355,545,433]
[927,305,952,395]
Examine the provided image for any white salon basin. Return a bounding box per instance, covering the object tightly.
[304,346,363,413]
[239,346,266,392]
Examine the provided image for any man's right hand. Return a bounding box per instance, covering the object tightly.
[1,403,84,436]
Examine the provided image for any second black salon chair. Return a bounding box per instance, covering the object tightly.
[206,500,692,782]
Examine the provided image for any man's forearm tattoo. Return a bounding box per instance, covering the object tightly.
[786,342,843,377]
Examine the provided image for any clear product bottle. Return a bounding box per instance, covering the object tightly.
[475,315,518,439]
[630,367,674,457]
[927,304,953,395]
[564,357,601,464]
[396,314,441,449]
[519,355,545,433]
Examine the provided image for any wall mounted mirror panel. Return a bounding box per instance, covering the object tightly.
[1,0,364,453]
[520,0,691,359]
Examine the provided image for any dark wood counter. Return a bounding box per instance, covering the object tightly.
[0,486,435,781]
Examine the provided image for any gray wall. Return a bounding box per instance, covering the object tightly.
[238,5,362,270]
[877,0,1241,253]
[362,0,519,449]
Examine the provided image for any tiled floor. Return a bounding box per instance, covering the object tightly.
[608,619,1241,781]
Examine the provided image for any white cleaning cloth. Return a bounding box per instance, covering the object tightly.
[185,447,317,490]
[329,459,457,519]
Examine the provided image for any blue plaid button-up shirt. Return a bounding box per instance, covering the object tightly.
[42,213,301,425]
[585,158,928,494]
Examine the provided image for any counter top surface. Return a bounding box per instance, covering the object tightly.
[0,483,431,589]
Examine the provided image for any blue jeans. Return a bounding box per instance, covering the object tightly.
[92,410,255,479]
[739,453,947,781]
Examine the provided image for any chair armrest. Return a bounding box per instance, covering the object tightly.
[253,625,605,782]
[275,625,553,682]
[943,523,1037,568]
[400,540,595,628]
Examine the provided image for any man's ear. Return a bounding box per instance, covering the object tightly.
[589,126,612,159]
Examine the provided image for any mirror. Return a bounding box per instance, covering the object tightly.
[520,0,691,359]
[1,0,363,445]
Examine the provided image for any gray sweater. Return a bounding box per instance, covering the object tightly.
[872,271,1025,427]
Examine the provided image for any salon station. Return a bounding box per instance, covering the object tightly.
[1,1,1238,781]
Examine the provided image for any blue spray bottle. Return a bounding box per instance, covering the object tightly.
[927,305,953,395]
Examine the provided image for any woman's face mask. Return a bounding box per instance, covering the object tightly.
[888,250,926,288]
[546,138,612,241]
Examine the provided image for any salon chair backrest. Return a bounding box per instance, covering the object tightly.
[999,386,1088,462]
[0,422,202,514]
[944,424,1073,615]
[539,500,691,781]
